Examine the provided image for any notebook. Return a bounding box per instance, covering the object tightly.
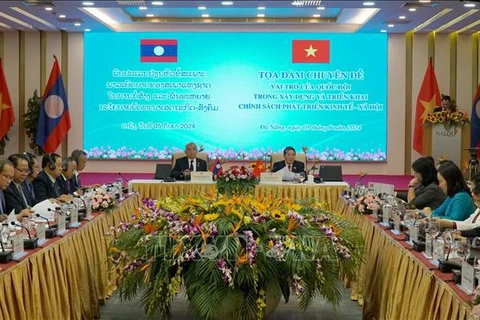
[319,165,343,182]
[154,164,173,180]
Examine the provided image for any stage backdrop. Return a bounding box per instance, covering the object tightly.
[84,32,387,161]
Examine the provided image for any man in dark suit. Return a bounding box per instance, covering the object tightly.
[71,149,87,190]
[22,152,39,206]
[33,153,72,203]
[272,146,306,180]
[0,159,14,222]
[4,154,35,220]
[170,142,208,180]
[56,157,76,195]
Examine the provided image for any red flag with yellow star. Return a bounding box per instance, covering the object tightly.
[252,159,266,177]
[292,40,330,63]
[413,58,441,155]
[0,58,14,140]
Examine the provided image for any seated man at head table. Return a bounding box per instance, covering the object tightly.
[0,159,15,222]
[33,153,73,203]
[271,146,306,181]
[56,157,78,195]
[170,142,208,180]
[4,154,35,221]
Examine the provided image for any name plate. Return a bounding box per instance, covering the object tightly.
[382,207,390,226]
[12,235,26,260]
[190,171,212,182]
[424,234,433,259]
[433,238,445,261]
[260,172,282,184]
[393,215,402,234]
[35,223,46,246]
[461,260,476,293]
[57,214,67,235]
[410,224,419,242]
[85,198,94,220]
[70,208,80,228]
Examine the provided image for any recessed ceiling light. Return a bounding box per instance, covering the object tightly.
[59,14,66,18]
[74,22,81,26]
[388,24,394,27]
[257,14,265,17]
[419,0,431,3]
[198,6,206,10]
[317,7,325,10]
[363,1,375,6]
[381,29,387,33]
[221,1,233,5]
[82,1,94,5]
[85,28,91,32]
[409,8,417,12]
[146,13,154,17]
[313,14,321,18]
[151,1,163,5]
[465,3,476,8]
[399,15,406,19]
[258,6,265,10]
[139,6,147,10]
[201,14,209,17]
[45,7,53,11]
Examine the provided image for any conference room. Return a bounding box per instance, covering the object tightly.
[0,0,479,319]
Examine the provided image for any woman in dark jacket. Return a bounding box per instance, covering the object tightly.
[407,157,446,210]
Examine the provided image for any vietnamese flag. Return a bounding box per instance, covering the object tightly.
[413,58,441,155]
[252,159,266,177]
[292,40,330,63]
[0,58,15,140]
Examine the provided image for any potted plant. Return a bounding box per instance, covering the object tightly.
[23,89,44,155]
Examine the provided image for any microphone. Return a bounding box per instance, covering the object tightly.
[10,221,38,249]
[48,207,70,229]
[118,173,130,193]
[0,223,13,263]
[35,213,58,238]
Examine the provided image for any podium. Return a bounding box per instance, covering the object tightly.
[424,123,469,165]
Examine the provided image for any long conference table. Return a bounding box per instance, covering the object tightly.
[128,180,348,211]
[336,197,472,320]
[0,194,142,320]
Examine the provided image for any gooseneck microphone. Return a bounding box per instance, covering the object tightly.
[118,172,130,184]
[35,213,58,238]
[10,221,38,249]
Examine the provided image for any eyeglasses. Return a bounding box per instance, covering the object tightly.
[0,172,13,180]
[15,168,30,175]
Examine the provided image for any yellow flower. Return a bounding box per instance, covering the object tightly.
[271,209,286,221]
[231,207,244,219]
[204,213,219,221]
[253,202,267,214]
[285,237,295,249]
[243,216,252,225]
[287,203,302,212]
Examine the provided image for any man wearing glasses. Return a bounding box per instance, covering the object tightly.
[4,154,34,221]
[33,153,72,203]
[0,158,14,221]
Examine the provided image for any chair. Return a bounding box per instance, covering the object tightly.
[171,151,209,168]
[270,152,307,171]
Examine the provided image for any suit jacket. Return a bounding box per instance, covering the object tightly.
[22,180,36,206]
[33,171,61,202]
[56,175,74,195]
[0,190,6,214]
[272,160,305,174]
[170,157,208,180]
[4,183,30,214]
[72,172,82,190]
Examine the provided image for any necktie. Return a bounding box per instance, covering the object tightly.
[27,181,35,200]
[189,160,194,171]
[66,179,71,193]
[288,165,291,172]
[0,193,4,214]
[17,185,28,208]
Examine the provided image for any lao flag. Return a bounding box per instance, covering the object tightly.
[210,158,223,176]
[292,40,330,63]
[140,39,177,62]
[471,83,480,157]
[36,57,71,153]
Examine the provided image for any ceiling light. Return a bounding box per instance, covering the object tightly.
[413,8,451,32]
[399,15,406,19]
[151,1,163,5]
[313,14,321,17]
[317,7,325,10]
[221,1,233,5]
[409,8,417,12]
[0,22,11,29]
[257,14,265,17]
[146,13,154,17]
[10,7,55,29]
[419,0,431,3]
[45,7,53,11]
[198,6,206,10]
[258,6,265,10]
[74,22,81,26]
[82,7,118,28]
[82,1,94,5]
[465,3,476,8]
[363,1,375,6]
[85,28,91,32]
[380,29,387,33]
[139,6,147,10]
[59,14,66,18]
[0,12,32,28]
[388,24,394,27]
[202,14,209,17]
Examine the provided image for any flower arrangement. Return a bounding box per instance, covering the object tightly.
[354,194,382,214]
[90,191,117,212]
[423,110,470,129]
[111,195,364,320]
[216,165,259,195]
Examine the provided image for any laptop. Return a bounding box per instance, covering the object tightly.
[154,164,173,180]
[319,165,343,182]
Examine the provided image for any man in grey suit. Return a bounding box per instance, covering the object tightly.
[4,154,34,220]
[170,142,207,180]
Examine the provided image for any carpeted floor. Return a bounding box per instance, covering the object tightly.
[100,287,362,320]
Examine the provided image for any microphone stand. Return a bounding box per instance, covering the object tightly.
[0,223,13,263]
[73,196,87,221]
[11,221,38,249]
[35,213,58,238]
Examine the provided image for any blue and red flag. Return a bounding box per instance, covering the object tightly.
[140,39,178,62]
[211,158,223,176]
[36,56,71,153]
[471,83,480,156]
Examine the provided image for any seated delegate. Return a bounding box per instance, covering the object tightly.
[271,146,305,181]
[170,142,207,180]
[406,157,445,210]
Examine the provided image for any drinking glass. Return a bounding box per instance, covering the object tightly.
[452,240,469,261]
[299,172,306,183]
[184,170,191,182]
[426,219,440,239]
